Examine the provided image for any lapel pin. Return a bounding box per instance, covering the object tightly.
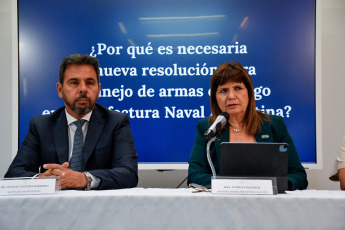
[261,135,269,139]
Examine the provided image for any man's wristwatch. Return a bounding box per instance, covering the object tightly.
[83,171,93,190]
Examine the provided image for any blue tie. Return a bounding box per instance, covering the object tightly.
[69,119,86,172]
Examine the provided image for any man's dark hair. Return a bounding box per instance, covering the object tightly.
[58,54,100,84]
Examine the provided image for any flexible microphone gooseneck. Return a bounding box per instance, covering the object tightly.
[203,112,229,140]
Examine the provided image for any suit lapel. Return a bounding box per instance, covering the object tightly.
[255,120,273,142]
[51,109,69,164]
[82,107,105,167]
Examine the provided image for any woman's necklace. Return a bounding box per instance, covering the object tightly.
[233,128,240,133]
[230,123,241,133]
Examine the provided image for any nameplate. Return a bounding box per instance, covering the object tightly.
[212,178,274,195]
[0,177,58,195]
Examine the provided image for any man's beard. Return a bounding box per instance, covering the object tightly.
[65,94,95,115]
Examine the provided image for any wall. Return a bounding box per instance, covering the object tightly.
[0,0,15,178]
[306,0,345,190]
[1,0,345,190]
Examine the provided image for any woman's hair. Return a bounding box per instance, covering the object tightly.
[209,61,268,135]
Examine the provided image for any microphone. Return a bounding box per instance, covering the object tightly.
[204,112,229,140]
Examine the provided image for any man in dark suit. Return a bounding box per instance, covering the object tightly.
[5,54,138,190]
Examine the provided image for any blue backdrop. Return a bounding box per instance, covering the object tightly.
[18,0,316,164]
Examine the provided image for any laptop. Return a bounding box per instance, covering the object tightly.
[219,142,289,193]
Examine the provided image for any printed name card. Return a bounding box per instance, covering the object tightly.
[0,177,58,195]
[212,177,276,195]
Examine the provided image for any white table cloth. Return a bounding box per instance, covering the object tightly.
[0,188,344,230]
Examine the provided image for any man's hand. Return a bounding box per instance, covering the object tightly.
[38,162,87,190]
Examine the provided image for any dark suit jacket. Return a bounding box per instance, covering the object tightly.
[188,115,308,190]
[5,104,138,190]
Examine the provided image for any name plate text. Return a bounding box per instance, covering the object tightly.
[212,178,274,195]
[0,178,57,195]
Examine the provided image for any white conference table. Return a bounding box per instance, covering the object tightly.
[0,188,344,230]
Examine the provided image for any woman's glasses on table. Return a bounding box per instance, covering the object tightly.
[189,183,211,193]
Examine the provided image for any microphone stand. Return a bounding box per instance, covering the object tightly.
[206,135,219,178]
